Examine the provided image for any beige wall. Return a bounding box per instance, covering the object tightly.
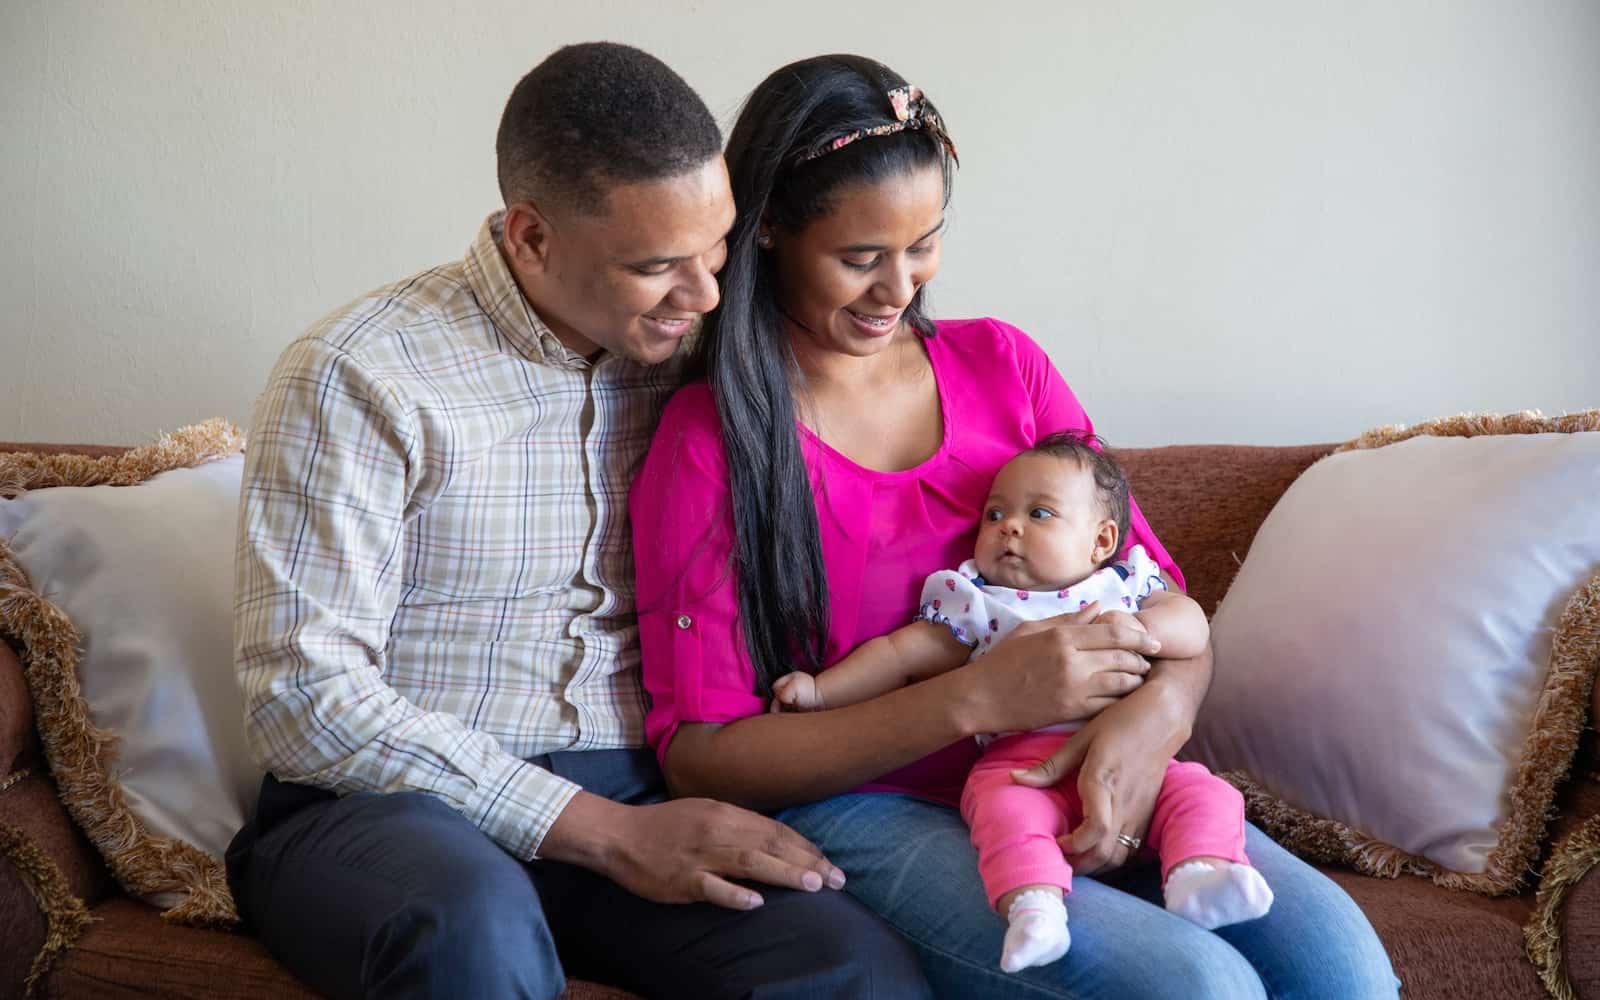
[3,1,1597,446]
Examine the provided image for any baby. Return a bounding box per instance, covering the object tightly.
[773,431,1272,973]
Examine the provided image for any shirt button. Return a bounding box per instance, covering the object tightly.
[676,614,693,629]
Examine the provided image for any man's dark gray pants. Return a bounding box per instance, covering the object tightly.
[225,748,931,999]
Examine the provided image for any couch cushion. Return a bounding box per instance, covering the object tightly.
[1326,866,1542,999]
[46,896,317,999]
[45,896,639,999]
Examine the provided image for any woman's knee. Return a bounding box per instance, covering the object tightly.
[1230,826,1399,998]
[1145,936,1268,1000]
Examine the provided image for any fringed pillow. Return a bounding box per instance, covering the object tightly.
[1188,410,1600,894]
[0,420,251,925]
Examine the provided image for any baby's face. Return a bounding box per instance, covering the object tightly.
[974,453,1116,591]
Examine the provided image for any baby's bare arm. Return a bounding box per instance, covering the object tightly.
[807,622,972,710]
[1131,590,1210,660]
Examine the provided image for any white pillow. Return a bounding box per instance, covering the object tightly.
[1190,426,1600,893]
[0,453,255,914]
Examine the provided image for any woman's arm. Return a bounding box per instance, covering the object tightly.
[1013,572,1213,874]
[1055,645,1211,874]
[666,615,1159,810]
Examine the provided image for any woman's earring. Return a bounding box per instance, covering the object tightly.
[756,232,774,249]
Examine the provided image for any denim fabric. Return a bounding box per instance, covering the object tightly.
[777,792,1400,1000]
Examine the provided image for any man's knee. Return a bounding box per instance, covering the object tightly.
[366,875,565,999]
[754,889,931,1000]
[231,786,567,999]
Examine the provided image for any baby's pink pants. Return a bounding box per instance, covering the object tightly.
[960,731,1250,909]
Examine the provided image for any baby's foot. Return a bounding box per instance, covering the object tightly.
[1164,860,1274,930]
[1000,889,1070,972]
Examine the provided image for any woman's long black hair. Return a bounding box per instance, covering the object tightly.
[691,55,957,696]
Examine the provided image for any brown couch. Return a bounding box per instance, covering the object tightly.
[3,440,1596,999]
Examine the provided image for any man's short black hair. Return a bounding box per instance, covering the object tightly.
[496,42,723,215]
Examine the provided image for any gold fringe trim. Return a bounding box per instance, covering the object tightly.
[1337,408,1600,454]
[1233,409,1600,896]
[1,821,96,997]
[0,418,245,499]
[0,422,244,925]
[1222,771,1433,877]
[1526,812,1600,1000]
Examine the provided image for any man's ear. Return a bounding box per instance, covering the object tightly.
[1092,519,1120,565]
[501,202,554,274]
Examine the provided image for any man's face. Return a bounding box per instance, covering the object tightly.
[508,157,735,365]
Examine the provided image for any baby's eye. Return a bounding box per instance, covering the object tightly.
[1029,508,1054,520]
[984,509,1003,522]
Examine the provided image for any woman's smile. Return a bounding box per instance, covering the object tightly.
[846,308,902,337]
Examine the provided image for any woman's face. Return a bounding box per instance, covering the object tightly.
[771,163,945,358]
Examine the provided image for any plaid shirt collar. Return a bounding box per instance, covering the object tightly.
[465,212,589,370]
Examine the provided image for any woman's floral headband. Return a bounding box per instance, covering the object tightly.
[799,85,960,167]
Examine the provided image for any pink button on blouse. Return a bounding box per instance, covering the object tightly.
[630,318,1182,807]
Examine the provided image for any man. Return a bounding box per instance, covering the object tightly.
[227,43,929,999]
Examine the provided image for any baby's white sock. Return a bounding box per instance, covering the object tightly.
[1164,860,1274,930]
[1000,889,1070,973]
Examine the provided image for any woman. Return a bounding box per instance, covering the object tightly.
[631,54,1396,997]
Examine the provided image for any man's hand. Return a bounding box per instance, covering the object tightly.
[771,671,824,712]
[542,791,844,910]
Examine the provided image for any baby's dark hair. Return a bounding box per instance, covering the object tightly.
[1026,431,1131,566]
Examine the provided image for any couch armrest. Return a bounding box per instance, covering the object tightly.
[1529,778,1600,999]
[1,641,117,995]
[1563,842,1600,999]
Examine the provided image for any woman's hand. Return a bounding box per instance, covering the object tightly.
[959,603,1160,734]
[1010,646,1213,876]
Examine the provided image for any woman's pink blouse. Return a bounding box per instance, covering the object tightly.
[630,318,1183,806]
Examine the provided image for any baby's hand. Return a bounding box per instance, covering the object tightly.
[1093,609,1146,634]
[771,672,824,712]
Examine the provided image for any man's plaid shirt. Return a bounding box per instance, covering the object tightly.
[235,213,681,859]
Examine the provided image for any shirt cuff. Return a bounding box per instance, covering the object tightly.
[468,755,584,862]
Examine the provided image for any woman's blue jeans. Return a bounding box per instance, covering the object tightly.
[776,792,1400,999]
